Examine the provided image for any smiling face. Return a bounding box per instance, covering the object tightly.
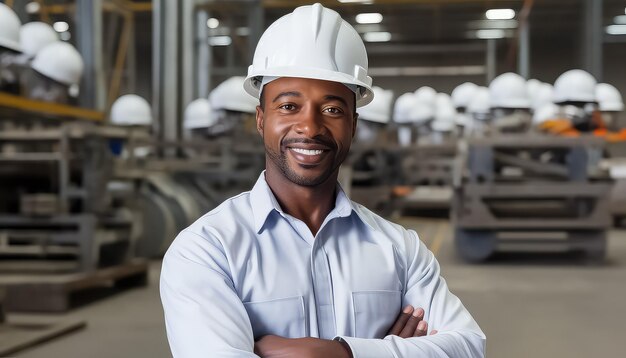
[256,77,357,187]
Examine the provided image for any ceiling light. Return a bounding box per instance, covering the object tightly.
[208,35,231,46]
[356,13,383,24]
[338,0,374,3]
[25,2,40,14]
[207,18,219,29]
[485,9,515,20]
[53,21,69,33]
[614,15,626,24]
[235,27,250,36]
[475,29,505,39]
[606,24,626,35]
[363,31,391,42]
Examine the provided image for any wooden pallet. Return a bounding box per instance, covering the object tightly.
[0,316,86,356]
[0,259,149,313]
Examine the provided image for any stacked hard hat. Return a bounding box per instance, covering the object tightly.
[358,86,393,124]
[533,103,559,126]
[489,72,530,109]
[110,94,152,126]
[596,83,623,112]
[552,69,597,104]
[431,94,457,132]
[0,3,22,52]
[530,83,554,112]
[394,92,434,125]
[31,42,84,86]
[414,86,437,104]
[20,22,58,58]
[393,92,417,124]
[451,82,478,110]
[184,98,215,129]
[210,76,258,114]
[243,3,373,107]
[526,78,542,100]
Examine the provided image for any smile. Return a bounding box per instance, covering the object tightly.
[290,148,325,156]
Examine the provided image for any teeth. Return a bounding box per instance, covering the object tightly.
[291,148,324,156]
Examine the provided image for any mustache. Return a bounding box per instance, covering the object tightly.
[281,136,337,150]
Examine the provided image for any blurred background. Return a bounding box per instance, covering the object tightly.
[0,0,625,357]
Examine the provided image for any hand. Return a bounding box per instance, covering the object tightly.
[387,305,437,338]
[254,335,351,358]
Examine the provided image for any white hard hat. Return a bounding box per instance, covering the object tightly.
[596,83,624,112]
[210,76,258,114]
[393,92,416,124]
[20,22,58,57]
[184,98,216,129]
[553,69,597,104]
[451,82,478,109]
[414,86,437,103]
[532,103,559,125]
[526,79,541,99]
[244,3,373,107]
[358,86,393,124]
[110,94,152,126]
[431,101,457,132]
[31,42,84,86]
[531,83,554,111]
[435,92,454,110]
[489,72,530,109]
[467,86,490,115]
[408,100,435,124]
[0,3,22,52]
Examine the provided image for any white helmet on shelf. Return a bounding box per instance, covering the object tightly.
[358,86,393,124]
[435,92,454,109]
[31,42,84,86]
[489,72,530,109]
[531,83,554,111]
[20,22,58,58]
[184,98,215,129]
[431,101,457,132]
[596,83,624,112]
[553,69,596,104]
[532,103,559,125]
[210,76,258,114]
[451,82,478,109]
[244,3,373,107]
[393,92,416,124]
[0,3,22,52]
[408,99,435,125]
[110,94,152,126]
[414,86,437,103]
[526,78,541,99]
[467,86,490,115]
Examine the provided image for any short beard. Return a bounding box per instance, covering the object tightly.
[265,144,340,187]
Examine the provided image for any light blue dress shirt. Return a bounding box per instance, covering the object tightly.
[160,172,485,357]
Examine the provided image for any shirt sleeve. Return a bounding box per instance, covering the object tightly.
[160,229,259,358]
[336,231,486,358]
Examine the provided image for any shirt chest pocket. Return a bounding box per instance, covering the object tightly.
[352,290,402,339]
[243,296,306,340]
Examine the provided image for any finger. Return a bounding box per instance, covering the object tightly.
[414,320,428,337]
[430,330,438,335]
[388,305,414,336]
[399,307,424,338]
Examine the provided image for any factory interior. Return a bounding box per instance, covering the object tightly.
[1,0,626,357]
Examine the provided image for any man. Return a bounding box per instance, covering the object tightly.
[160,4,485,357]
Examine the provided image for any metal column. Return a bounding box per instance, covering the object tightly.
[196,9,211,98]
[76,0,106,110]
[518,20,530,79]
[486,39,496,83]
[583,0,603,81]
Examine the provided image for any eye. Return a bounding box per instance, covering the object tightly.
[323,107,344,115]
[278,103,297,111]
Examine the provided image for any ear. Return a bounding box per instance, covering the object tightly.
[256,105,264,137]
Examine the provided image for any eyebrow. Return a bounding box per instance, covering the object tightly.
[324,95,349,108]
[271,91,350,108]
[272,91,301,103]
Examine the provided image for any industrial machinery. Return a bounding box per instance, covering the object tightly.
[453,134,612,262]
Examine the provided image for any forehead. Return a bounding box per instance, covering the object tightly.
[263,77,354,102]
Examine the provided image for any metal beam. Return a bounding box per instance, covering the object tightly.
[583,0,602,81]
[517,20,530,79]
[486,39,496,83]
[76,0,106,110]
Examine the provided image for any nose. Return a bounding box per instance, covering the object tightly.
[293,106,324,137]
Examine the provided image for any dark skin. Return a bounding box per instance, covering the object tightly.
[255,77,435,357]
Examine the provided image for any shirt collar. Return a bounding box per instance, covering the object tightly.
[250,171,376,233]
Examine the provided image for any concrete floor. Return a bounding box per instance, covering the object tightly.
[11,218,626,358]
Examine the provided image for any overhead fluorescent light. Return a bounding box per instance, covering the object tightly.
[614,15,626,25]
[53,21,69,32]
[356,13,383,24]
[208,36,232,46]
[235,27,250,36]
[363,31,391,42]
[606,24,626,35]
[475,29,506,39]
[485,9,515,20]
[207,18,219,29]
[338,0,374,3]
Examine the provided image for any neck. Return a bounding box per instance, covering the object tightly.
[264,167,338,237]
